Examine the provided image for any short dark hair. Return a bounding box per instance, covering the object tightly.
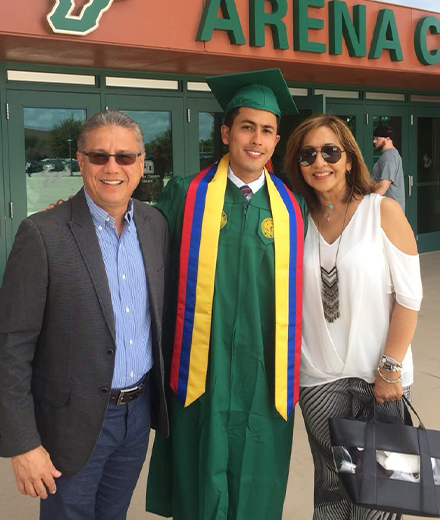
[373,125,393,139]
[223,107,281,133]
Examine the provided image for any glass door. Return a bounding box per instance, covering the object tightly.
[187,97,224,175]
[6,90,101,247]
[106,94,184,202]
[0,149,7,281]
[412,107,440,252]
[326,103,364,143]
[268,95,325,179]
[364,105,413,226]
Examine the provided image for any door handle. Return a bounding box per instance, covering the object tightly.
[408,175,414,198]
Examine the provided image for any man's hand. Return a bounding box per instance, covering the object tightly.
[11,446,62,499]
[43,196,73,211]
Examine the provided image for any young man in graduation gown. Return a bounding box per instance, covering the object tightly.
[146,69,307,520]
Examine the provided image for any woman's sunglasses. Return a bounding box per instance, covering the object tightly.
[81,151,142,165]
[297,145,346,167]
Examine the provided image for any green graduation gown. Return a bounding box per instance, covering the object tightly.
[146,168,307,520]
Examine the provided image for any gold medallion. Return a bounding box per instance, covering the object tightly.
[220,211,228,229]
[261,218,274,238]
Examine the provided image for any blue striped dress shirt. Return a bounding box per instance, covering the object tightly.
[84,189,153,389]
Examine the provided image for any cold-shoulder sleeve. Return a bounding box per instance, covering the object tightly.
[382,229,423,311]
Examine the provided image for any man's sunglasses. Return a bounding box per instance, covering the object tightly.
[297,145,346,167]
[81,151,142,165]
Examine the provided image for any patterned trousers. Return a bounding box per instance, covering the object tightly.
[299,378,412,520]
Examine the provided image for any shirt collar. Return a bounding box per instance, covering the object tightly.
[84,188,133,229]
[227,166,266,194]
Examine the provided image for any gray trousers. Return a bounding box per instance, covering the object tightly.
[299,378,411,520]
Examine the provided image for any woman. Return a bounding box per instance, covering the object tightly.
[284,114,423,520]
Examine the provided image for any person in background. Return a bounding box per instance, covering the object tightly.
[284,114,422,520]
[146,69,307,520]
[373,125,405,211]
[0,110,169,520]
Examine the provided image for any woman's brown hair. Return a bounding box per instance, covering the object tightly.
[283,114,376,211]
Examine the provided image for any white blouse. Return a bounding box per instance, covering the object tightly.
[300,194,423,388]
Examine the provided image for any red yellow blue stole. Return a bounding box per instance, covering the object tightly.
[170,154,304,420]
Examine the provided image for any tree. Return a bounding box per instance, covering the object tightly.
[49,116,83,158]
[146,128,172,155]
[25,134,47,161]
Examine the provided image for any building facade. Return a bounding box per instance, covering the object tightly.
[0,0,439,277]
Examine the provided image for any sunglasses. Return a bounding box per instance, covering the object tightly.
[81,151,142,165]
[297,145,346,166]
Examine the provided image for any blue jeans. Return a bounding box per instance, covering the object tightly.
[40,378,151,520]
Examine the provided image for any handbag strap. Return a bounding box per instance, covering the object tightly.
[402,395,425,428]
[418,424,438,514]
[359,418,377,505]
[396,397,438,514]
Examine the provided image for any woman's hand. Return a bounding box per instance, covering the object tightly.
[374,369,403,404]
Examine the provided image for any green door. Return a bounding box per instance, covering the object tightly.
[5,90,101,258]
[364,104,413,226]
[106,94,184,201]
[326,102,364,142]
[187,94,326,178]
[411,106,440,252]
[0,132,7,280]
[276,95,326,174]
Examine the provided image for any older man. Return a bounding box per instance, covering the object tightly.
[0,110,168,520]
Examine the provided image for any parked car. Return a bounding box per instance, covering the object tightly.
[41,158,66,172]
[26,160,44,176]
[63,158,80,173]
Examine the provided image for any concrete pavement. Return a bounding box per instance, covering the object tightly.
[1,251,438,520]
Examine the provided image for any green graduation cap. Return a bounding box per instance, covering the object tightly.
[205,68,298,118]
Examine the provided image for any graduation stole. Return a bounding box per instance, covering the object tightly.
[170,154,304,420]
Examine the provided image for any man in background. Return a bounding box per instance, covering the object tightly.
[373,124,405,211]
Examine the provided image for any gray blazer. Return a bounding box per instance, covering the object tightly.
[0,189,169,475]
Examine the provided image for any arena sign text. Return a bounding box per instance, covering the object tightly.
[196,0,440,66]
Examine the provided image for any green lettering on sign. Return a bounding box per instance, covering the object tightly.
[368,9,403,61]
[293,0,326,54]
[414,16,440,66]
[47,0,125,36]
[329,1,366,57]
[196,0,246,45]
[250,0,288,49]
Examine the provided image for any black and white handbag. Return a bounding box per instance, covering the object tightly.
[329,397,440,517]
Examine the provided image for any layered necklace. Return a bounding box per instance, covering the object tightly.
[317,200,350,323]
[325,203,334,222]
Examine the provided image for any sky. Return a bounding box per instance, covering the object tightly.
[24,108,85,131]
[24,108,174,146]
[367,0,440,13]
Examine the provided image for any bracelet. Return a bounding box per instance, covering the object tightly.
[377,367,402,384]
[379,360,402,373]
[381,355,403,369]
